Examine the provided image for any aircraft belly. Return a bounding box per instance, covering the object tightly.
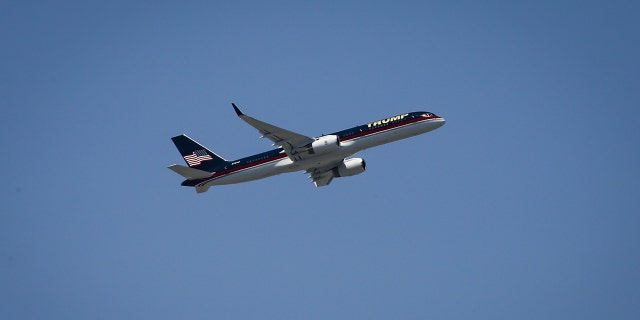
[211,160,291,185]
[201,121,443,188]
[205,154,349,188]
[171,108,445,193]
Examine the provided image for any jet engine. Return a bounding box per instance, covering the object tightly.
[307,135,340,155]
[333,158,367,177]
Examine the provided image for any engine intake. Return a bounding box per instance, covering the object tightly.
[333,158,366,177]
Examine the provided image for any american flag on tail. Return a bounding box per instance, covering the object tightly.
[183,150,214,166]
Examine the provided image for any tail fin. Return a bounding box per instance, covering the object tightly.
[171,134,229,172]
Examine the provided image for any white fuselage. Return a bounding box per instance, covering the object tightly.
[202,116,445,188]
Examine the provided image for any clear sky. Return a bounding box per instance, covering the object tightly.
[2,1,639,319]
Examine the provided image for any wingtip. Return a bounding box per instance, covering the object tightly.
[232,103,243,116]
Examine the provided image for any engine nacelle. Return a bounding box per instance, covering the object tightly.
[333,158,366,177]
[307,135,340,155]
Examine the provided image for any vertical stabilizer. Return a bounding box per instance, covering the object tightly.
[171,134,229,172]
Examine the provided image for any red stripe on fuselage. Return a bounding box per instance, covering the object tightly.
[342,115,440,141]
[183,115,440,187]
[183,153,288,186]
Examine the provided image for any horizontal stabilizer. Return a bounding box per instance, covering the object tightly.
[168,164,212,179]
[195,185,211,193]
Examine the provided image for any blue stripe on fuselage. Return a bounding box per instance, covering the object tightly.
[182,112,437,187]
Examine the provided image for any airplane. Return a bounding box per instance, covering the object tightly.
[168,104,445,193]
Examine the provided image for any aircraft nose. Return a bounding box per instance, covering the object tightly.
[434,117,446,129]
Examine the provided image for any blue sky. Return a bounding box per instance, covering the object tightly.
[2,1,639,319]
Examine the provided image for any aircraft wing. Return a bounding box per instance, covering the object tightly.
[305,159,343,187]
[232,104,314,159]
[308,170,334,187]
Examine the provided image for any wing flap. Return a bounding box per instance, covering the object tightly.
[309,171,334,187]
[306,159,343,187]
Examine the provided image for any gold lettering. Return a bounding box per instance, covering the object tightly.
[368,114,409,128]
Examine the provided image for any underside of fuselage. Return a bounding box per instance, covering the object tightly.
[169,106,445,193]
[196,115,445,188]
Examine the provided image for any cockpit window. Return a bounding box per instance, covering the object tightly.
[422,112,435,117]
